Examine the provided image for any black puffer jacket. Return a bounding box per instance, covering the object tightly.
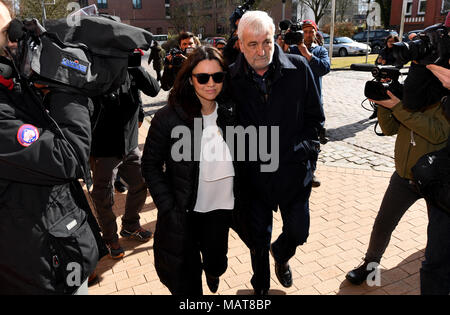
[0,85,107,294]
[141,98,246,294]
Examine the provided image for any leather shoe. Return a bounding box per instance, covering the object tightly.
[205,273,219,293]
[346,260,374,285]
[253,288,269,295]
[312,175,321,187]
[270,245,293,288]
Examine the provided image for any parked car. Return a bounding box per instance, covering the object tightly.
[204,37,226,47]
[402,29,423,42]
[352,29,398,53]
[324,36,371,57]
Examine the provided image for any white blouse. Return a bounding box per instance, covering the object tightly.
[193,104,235,213]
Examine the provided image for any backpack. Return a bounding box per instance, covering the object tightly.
[412,138,450,214]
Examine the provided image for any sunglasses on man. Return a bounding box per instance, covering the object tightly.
[192,72,226,84]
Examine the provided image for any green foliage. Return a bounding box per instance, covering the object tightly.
[322,22,357,37]
[19,0,73,23]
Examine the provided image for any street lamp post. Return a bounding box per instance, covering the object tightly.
[282,0,286,21]
[41,0,47,27]
[329,0,336,63]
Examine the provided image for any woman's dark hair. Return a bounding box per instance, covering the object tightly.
[168,46,228,119]
[385,34,399,46]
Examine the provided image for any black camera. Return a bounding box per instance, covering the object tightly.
[229,0,255,33]
[168,47,186,67]
[128,50,142,68]
[364,66,404,101]
[392,24,450,67]
[279,21,303,46]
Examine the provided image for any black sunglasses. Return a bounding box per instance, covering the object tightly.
[192,72,226,84]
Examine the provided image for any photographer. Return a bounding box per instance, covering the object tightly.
[0,1,107,294]
[90,52,160,259]
[289,20,330,186]
[376,35,400,66]
[160,31,198,91]
[416,60,450,295]
[346,63,449,291]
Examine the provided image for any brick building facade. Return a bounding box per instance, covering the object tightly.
[79,0,294,37]
[390,0,449,32]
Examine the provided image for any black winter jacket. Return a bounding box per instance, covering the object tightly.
[228,45,325,208]
[141,98,245,294]
[91,67,160,158]
[0,84,107,294]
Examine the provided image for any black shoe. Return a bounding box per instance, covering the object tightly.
[312,175,321,188]
[319,127,329,145]
[205,273,219,293]
[346,260,374,285]
[253,288,269,295]
[114,180,127,193]
[270,245,293,288]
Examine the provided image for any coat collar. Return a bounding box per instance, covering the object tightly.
[230,44,297,79]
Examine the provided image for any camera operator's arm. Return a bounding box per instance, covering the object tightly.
[374,91,449,143]
[129,66,160,97]
[0,91,92,185]
[426,64,450,90]
[297,42,313,61]
[307,45,330,77]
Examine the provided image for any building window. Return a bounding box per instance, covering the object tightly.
[97,0,107,9]
[79,0,89,7]
[133,0,142,9]
[417,0,426,15]
[165,7,171,18]
[405,0,413,16]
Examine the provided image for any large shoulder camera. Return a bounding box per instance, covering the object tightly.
[3,15,152,97]
[392,24,450,67]
[364,65,404,101]
[279,20,304,46]
[229,0,255,33]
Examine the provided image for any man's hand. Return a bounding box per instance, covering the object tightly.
[369,90,401,109]
[297,43,312,61]
[426,64,450,90]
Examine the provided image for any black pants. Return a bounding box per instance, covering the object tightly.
[248,185,312,291]
[184,210,232,295]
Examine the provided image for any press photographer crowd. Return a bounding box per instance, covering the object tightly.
[0,0,448,297]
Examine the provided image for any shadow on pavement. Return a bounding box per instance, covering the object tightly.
[336,249,425,295]
[327,118,377,142]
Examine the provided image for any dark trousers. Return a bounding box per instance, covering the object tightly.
[421,203,450,295]
[183,210,232,295]
[365,172,422,263]
[91,147,147,244]
[248,185,312,291]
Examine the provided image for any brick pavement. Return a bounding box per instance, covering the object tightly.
[87,67,427,295]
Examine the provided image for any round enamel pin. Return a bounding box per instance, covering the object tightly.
[17,124,39,147]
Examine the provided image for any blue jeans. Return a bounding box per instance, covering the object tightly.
[420,203,450,295]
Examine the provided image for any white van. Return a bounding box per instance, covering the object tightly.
[152,34,168,45]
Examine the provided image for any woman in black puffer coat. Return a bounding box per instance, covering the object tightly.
[141,46,247,295]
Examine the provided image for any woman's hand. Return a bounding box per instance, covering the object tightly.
[426,64,450,90]
[369,90,401,109]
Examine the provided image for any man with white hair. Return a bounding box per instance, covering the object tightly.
[228,11,324,295]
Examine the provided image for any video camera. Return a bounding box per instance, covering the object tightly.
[392,23,450,67]
[364,65,404,101]
[229,0,255,33]
[167,47,187,67]
[2,14,152,97]
[279,20,304,46]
